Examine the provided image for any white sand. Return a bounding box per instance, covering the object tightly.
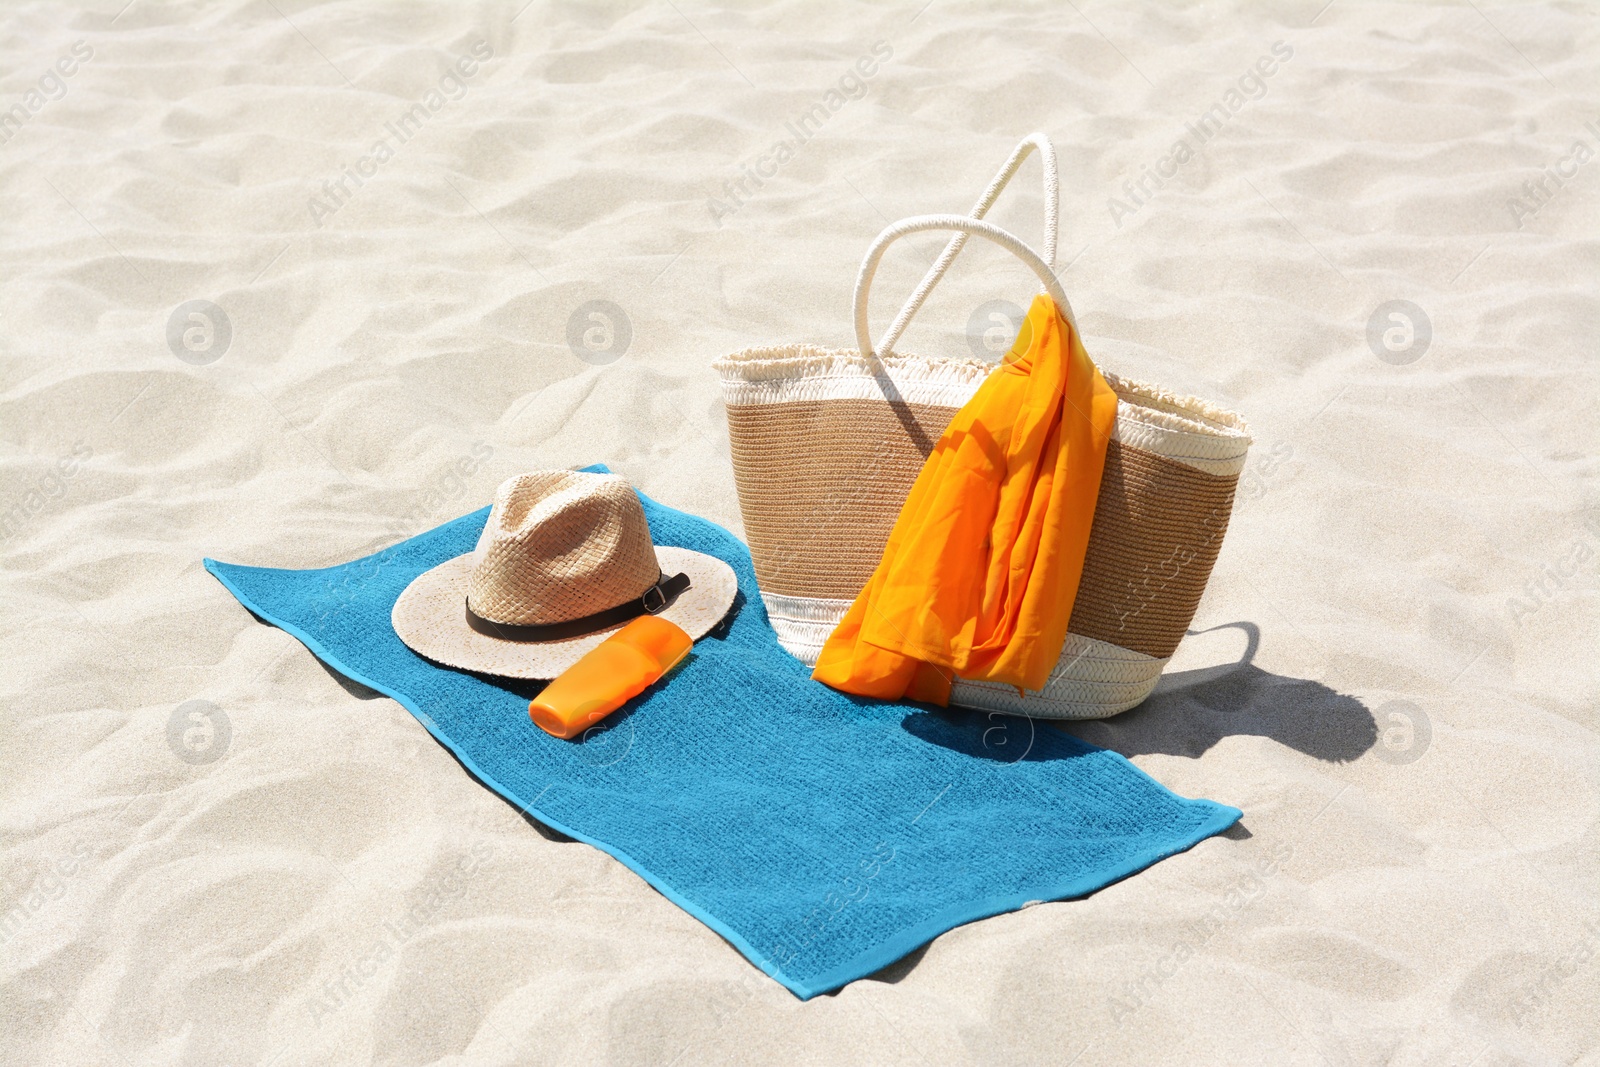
[3,1,1597,1063]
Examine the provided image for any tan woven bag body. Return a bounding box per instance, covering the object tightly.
[714,136,1252,719]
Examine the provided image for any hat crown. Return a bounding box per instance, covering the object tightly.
[466,471,660,626]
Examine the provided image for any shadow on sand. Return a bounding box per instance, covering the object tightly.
[859,622,1370,988]
[1056,621,1375,763]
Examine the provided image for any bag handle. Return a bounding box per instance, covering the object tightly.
[874,134,1059,358]
[854,215,1075,359]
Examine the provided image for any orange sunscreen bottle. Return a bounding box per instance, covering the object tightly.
[529,615,693,739]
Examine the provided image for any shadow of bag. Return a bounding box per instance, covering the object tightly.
[713,135,1252,719]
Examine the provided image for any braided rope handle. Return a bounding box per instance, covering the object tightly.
[873,134,1059,358]
[853,215,1075,359]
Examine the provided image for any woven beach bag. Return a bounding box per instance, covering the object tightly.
[713,136,1252,719]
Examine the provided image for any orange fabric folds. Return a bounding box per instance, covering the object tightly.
[811,294,1118,705]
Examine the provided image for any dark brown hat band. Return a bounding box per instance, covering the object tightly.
[463,571,691,643]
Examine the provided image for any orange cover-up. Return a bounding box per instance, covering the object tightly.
[812,293,1118,705]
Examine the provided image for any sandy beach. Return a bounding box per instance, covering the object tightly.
[2,1,1597,1063]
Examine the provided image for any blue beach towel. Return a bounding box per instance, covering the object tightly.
[205,465,1240,999]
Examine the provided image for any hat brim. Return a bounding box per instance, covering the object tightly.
[391,545,738,679]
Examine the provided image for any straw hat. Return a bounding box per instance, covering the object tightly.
[392,470,737,679]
